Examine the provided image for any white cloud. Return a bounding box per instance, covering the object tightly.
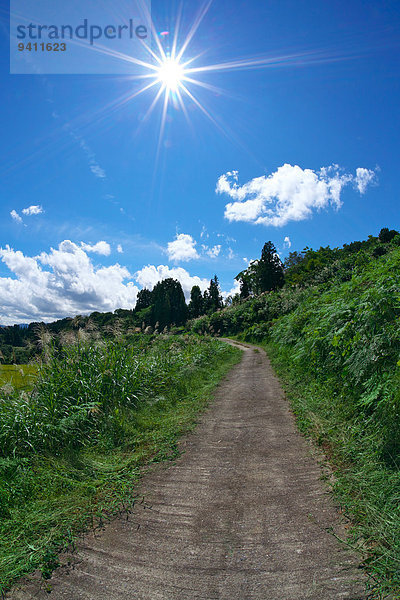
[0,241,139,325]
[221,279,241,300]
[227,247,235,260]
[283,236,292,249]
[0,240,243,324]
[203,244,221,258]
[355,167,376,194]
[77,138,107,179]
[90,165,106,179]
[117,244,123,254]
[217,233,236,243]
[167,233,199,262]
[10,210,22,223]
[22,205,43,216]
[80,241,111,256]
[216,164,377,227]
[200,225,209,239]
[64,128,107,180]
[134,264,209,300]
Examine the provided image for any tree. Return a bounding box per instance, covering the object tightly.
[135,288,153,311]
[236,242,284,295]
[204,275,223,313]
[379,227,399,243]
[257,241,284,292]
[235,261,258,296]
[373,245,387,258]
[151,278,188,329]
[240,279,250,300]
[284,250,306,271]
[188,285,204,318]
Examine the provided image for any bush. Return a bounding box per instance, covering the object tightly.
[0,336,227,457]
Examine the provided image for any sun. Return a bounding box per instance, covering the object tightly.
[107,2,336,161]
[156,57,185,91]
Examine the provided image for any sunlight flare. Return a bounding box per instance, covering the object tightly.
[156,57,185,91]
[83,1,353,158]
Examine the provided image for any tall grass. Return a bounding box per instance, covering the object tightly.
[188,247,400,597]
[208,249,400,598]
[0,334,240,593]
[263,251,400,598]
[265,344,400,599]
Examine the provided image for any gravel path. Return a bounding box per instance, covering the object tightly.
[9,342,367,599]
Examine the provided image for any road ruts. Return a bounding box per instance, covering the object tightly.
[9,342,367,600]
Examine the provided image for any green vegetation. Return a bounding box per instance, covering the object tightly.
[189,229,400,598]
[264,251,400,597]
[0,275,225,365]
[137,277,188,329]
[2,227,399,596]
[0,334,240,594]
[235,240,284,296]
[0,365,37,391]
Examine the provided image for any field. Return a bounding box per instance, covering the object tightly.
[0,365,38,390]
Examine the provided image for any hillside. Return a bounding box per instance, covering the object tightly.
[189,230,400,597]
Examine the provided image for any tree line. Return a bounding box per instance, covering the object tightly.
[1,228,398,363]
[135,275,224,330]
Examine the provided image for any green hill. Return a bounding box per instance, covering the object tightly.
[190,231,400,597]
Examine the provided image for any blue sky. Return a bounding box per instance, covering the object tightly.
[1,0,399,324]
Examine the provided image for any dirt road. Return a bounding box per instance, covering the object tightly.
[10,342,366,599]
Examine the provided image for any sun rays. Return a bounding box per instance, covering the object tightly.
[48,0,353,168]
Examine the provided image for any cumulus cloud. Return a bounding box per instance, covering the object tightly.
[216,164,377,227]
[167,234,199,262]
[22,205,43,216]
[10,210,22,223]
[134,264,209,300]
[117,244,123,254]
[11,205,44,224]
[80,241,111,256]
[0,240,243,324]
[0,241,139,325]
[283,236,292,249]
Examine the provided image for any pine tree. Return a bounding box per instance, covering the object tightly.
[257,241,284,292]
[205,275,223,313]
[188,285,204,318]
[235,242,284,295]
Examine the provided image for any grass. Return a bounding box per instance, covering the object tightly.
[262,340,400,600]
[215,249,400,599]
[0,365,38,391]
[0,335,241,594]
